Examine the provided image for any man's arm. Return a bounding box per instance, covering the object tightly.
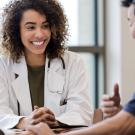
[64,110,135,135]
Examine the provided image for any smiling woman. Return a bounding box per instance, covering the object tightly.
[0,0,93,130]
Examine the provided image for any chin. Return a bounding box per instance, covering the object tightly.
[34,48,46,55]
[32,50,45,55]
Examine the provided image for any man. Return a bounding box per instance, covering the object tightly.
[101,0,135,118]
[19,0,135,134]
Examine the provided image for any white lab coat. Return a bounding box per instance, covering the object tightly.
[0,51,93,129]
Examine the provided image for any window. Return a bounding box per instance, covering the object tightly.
[60,0,105,107]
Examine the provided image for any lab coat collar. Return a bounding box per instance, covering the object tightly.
[12,56,27,75]
[11,56,32,114]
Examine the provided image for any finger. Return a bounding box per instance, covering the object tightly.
[100,101,114,107]
[110,83,121,106]
[102,94,112,101]
[44,114,55,121]
[28,123,53,135]
[27,123,45,134]
[20,131,34,135]
[103,108,119,118]
[38,107,54,115]
[113,83,120,97]
[34,105,39,110]
[102,106,118,114]
[32,110,44,119]
[104,113,114,118]
[43,120,57,127]
[31,114,55,124]
[41,107,54,115]
[32,108,55,119]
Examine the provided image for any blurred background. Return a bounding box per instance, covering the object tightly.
[1,0,135,108]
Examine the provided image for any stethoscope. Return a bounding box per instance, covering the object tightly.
[17,56,67,115]
[47,56,67,106]
[48,56,65,69]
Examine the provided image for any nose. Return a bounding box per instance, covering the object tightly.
[34,28,45,39]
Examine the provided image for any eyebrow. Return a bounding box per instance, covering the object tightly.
[24,21,48,26]
[25,22,36,26]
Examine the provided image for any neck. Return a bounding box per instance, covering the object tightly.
[25,53,45,67]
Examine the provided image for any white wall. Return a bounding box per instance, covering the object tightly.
[106,0,135,104]
[106,0,122,98]
[121,7,135,104]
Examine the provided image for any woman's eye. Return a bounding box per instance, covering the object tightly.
[42,24,49,29]
[26,26,35,30]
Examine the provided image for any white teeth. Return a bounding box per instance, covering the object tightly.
[32,41,44,46]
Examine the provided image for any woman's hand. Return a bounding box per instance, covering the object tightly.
[16,107,57,129]
[31,107,56,126]
[100,83,122,118]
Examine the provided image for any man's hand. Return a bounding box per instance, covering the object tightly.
[27,122,54,135]
[101,83,122,118]
[19,131,35,135]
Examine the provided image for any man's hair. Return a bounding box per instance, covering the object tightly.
[2,0,68,62]
[122,0,135,7]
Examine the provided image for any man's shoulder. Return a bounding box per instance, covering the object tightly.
[123,93,135,116]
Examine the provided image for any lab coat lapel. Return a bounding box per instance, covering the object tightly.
[11,57,32,115]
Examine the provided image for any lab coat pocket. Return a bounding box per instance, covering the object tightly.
[47,70,64,93]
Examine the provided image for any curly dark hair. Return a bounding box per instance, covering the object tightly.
[1,0,68,62]
[121,0,135,7]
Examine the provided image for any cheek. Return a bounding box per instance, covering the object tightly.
[20,34,27,45]
[20,30,26,40]
[20,31,31,43]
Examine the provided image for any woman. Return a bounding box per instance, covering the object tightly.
[0,0,92,130]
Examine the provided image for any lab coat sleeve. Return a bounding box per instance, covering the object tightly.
[0,114,24,129]
[0,58,23,129]
[56,55,93,126]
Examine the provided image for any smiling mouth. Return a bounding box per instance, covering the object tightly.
[32,40,45,46]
